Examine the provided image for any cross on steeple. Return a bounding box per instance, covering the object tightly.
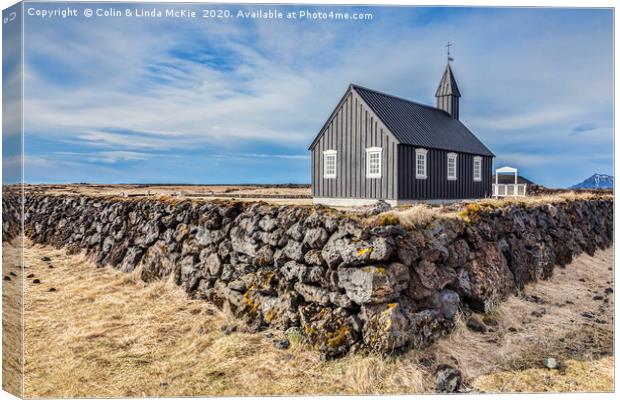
[446,42,454,63]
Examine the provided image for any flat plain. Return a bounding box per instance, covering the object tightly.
[23,184,314,205]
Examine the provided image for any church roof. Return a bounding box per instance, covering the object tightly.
[435,64,461,97]
[352,84,494,156]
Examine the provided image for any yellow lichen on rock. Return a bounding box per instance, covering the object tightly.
[326,325,350,349]
[242,290,260,317]
[357,248,372,257]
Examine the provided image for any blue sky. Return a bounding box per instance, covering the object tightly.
[18,3,613,187]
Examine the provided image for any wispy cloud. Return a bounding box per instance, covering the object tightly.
[569,122,598,136]
[213,153,310,160]
[54,151,152,164]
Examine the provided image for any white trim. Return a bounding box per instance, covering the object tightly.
[394,198,482,206]
[323,150,337,179]
[415,148,427,179]
[496,166,517,174]
[313,197,483,207]
[473,156,482,182]
[447,152,457,181]
[365,147,382,178]
[314,197,397,207]
[495,165,519,185]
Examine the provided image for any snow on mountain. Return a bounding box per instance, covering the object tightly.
[570,174,614,189]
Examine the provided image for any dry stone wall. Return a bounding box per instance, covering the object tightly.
[2,190,21,242]
[5,193,613,357]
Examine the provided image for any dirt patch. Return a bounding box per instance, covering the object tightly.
[12,241,614,397]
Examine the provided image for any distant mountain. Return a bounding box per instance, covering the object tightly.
[570,174,614,189]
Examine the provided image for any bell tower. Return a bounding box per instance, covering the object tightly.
[435,43,461,119]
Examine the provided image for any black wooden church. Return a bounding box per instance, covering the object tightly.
[309,62,494,206]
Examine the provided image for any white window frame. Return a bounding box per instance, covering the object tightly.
[365,147,382,178]
[473,156,482,182]
[415,148,428,179]
[447,152,458,181]
[323,150,337,179]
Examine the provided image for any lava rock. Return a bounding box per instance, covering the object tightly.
[414,260,457,291]
[304,249,325,266]
[435,365,462,393]
[119,247,144,273]
[282,240,306,262]
[338,263,409,304]
[409,309,453,348]
[294,282,330,305]
[466,315,487,333]
[361,302,411,352]
[352,200,392,216]
[274,339,290,350]
[439,289,460,320]
[302,227,329,250]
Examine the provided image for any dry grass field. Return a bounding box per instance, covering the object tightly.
[22,184,314,205]
[1,240,613,397]
[2,241,23,396]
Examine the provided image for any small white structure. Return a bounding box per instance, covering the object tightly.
[493,166,527,197]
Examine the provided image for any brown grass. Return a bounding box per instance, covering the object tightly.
[372,191,612,229]
[19,241,432,398]
[2,239,23,397]
[9,240,614,397]
[22,184,313,205]
[473,357,614,393]
[470,191,612,208]
[373,204,456,228]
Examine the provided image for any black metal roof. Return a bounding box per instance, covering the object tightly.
[352,84,494,157]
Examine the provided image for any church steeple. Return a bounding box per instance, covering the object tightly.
[435,62,461,120]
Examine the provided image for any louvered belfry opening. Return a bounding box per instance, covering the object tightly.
[435,63,461,120]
